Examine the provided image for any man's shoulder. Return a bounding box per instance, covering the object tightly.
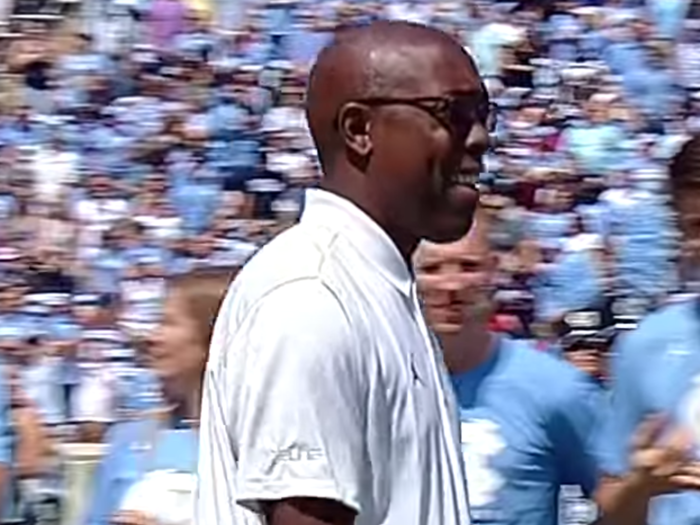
[502,338,573,374]
[105,418,149,450]
[499,342,604,438]
[498,339,591,403]
[231,221,355,305]
[209,227,370,387]
[214,225,344,332]
[618,299,695,358]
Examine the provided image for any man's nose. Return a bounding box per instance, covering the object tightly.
[439,276,465,292]
[419,274,458,293]
[464,119,490,158]
[425,274,467,299]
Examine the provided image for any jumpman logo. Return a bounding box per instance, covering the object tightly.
[411,360,422,385]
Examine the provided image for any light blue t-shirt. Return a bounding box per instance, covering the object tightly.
[647,0,690,39]
[600,297,700,525]
[83,417,197,525]
[562,124,626,175]
[451,338,602,525]
[526,212,574,242]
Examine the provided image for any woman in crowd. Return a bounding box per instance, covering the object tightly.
[83,266,236,525]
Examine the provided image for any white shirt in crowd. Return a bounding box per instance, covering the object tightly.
[135,213,183,242]
[22,354,63,425]
[265,150,312,179]
[677,41,700,88]
[385,2,433,24]
[119,277,166,338]
[196,189,470,525]
[261,106,306,135]
[31,147,79,205]
[73,362,116,423]
[562,232,604,254]
[73,196,131,259]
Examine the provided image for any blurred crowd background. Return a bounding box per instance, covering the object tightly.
[0,0,694,523]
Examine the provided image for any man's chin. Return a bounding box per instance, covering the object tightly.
[424,223,474,244]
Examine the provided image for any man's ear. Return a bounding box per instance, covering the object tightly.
[337,102,373,157]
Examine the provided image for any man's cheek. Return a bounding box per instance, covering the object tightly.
[418,285,443,304]
[424,308,441,328]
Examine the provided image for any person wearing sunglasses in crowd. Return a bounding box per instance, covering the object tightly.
[82,266,235,525]
[197,20,489,525]
[415,207,700,525]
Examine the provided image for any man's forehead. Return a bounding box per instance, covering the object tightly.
[416,235,486,263]
[416,241,464,262]
[370,42,482,98]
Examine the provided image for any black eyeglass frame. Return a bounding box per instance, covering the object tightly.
[335,93,497,137]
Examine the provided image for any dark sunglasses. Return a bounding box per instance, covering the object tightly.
[339,93,496,136]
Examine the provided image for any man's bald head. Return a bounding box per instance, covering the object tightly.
[306,20,478,169]
[303,20,487,255]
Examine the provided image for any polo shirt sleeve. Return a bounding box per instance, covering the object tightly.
[232,279,370,515]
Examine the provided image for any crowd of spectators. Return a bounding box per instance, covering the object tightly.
[0,0,694,522]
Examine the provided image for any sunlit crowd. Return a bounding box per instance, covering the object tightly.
[0,0,694,523]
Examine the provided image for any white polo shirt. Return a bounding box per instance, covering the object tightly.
[195,189,471,525]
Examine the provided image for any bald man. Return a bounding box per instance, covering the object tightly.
[196,20,489,525]
[416,209,700,525]
[415,212,603,525]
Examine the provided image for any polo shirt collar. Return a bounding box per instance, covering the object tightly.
[301,189,413,297]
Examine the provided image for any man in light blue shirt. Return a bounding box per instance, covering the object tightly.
[623,45,681,125]
[647,0,690,40]
[603,16,647,78]
[415,209,700,525]
[598,133,700,525]
[560,94,627,176]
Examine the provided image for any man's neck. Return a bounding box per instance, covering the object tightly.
[319,179,418,263]
[441,323,494,375]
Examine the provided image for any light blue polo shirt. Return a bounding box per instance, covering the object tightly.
[600,297,700,525]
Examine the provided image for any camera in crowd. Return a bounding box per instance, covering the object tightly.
[611,296,652,332]
[559,302,617,383]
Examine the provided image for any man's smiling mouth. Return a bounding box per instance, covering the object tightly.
[450,171,480,187]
